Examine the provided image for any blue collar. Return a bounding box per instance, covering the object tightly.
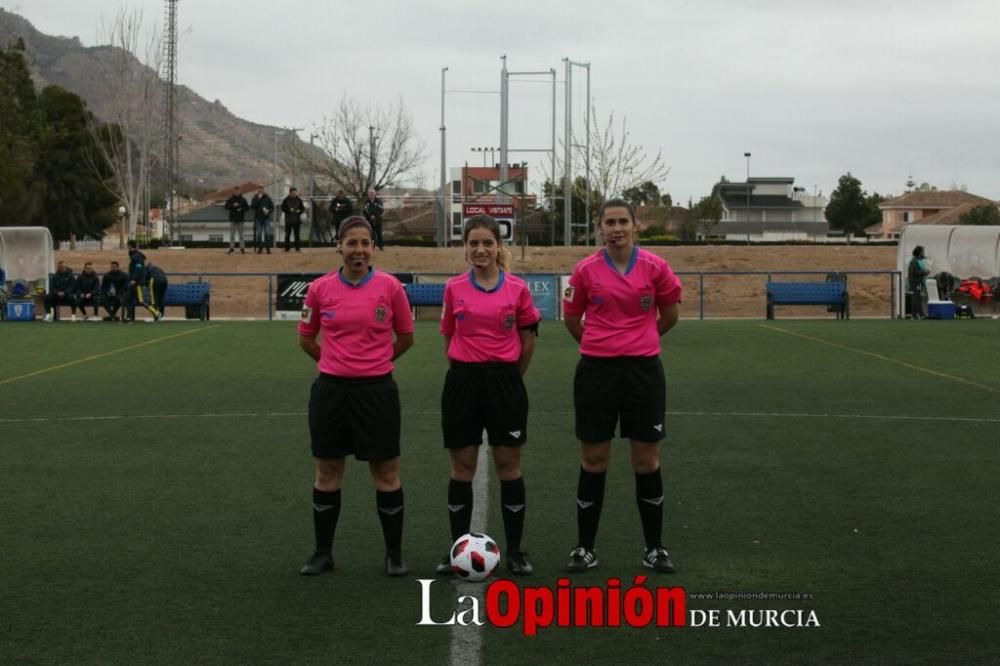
[338,267,376,288]
[469,269,506,293]
[603,246,638,276]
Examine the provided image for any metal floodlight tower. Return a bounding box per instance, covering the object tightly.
[162,0,179,244]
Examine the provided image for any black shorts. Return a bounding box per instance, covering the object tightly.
[573,355,666,443]
[441,362,528,448]
[309,373,401,461]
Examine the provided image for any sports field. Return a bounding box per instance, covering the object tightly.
[1,319,997,664]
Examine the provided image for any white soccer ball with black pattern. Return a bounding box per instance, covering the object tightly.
[449,532,500,582]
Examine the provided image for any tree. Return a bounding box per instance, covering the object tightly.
[291,96,425,203]
[542,176,602,244]
[34,86,118,242]
[0,39,44,225]
[576,106,669,203]
[825,173,881,237]
[959,205,1000,226]
[683,195,723,240]
[85,8,163,245]
[622,180,663,209]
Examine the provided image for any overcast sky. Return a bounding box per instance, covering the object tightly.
[11,0,1000,203]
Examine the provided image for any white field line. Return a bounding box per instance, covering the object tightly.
[448,438,490,666]
[2,410,999,425]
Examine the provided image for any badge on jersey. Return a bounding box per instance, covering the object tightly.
[503,314,515,330]
[375,304,387,322]
[563,286,575,303]
[640,295,653,311]
[300,305,312,321]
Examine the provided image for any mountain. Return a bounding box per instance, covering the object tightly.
[0,7,309,191]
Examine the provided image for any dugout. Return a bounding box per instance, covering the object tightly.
[0,226,54,293]
[898,225,1000,316]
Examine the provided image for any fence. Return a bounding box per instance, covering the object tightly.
[165,269,903,321]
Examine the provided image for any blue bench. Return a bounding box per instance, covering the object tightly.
[766,281,849,320]
[403,282,446,317]
[162,281,211,320]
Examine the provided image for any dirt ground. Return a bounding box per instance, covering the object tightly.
[54,244,899,319]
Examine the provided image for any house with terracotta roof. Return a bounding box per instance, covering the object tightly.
[869,190,996,239]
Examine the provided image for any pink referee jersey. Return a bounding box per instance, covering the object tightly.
[562,247,682,358]
[440,271,541,363]
[298,269,414,377]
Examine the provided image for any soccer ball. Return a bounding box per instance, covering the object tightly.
[449,532,500,582]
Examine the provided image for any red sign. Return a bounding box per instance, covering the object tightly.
[462,204,515,218]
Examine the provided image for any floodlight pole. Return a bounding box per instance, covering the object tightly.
[499,56,509,205]
[438,66,448,247]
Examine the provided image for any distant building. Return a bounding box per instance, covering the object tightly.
[868,190,997,239]
[703,177,828,241]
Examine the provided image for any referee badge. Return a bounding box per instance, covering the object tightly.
[300,305,312,321]
[640,295,653,311]
[564,286,575,302]
[374,304,387,322]
[503,314,515,330]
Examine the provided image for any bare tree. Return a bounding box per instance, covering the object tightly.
[289,96,425,203]
[85,8,162,246]
[576,106,669,203]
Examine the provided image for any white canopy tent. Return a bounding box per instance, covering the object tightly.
[0,226,55,292]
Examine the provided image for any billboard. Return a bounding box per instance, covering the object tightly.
[463,204,515,242]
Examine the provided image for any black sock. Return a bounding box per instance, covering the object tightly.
[635,469,664,550]
[576,467,606,551]
[376,488,404,555]
[312,488,341,554]
[500,477,526,553]
[447,479,474,543]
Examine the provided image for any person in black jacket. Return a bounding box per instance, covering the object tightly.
[250,186,274,254]
[101,260,129,321]
[281,187,305,252]
[43,261,79,322]
[363,189,385,250]
[146,262,169,321]
[124,240,159,322]
[329,190,353,241]
[75,262,101,320]
[224,187,250,255]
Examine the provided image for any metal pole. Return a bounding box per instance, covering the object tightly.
[309,133,316,246]
[744,152,751,244]
[584,63,591,246]
[267,274,273,321]
[699,274,705,320]
[439,66,448,247]
[563,57,572,246]
[499,56,509,205]
[551,68,557,247]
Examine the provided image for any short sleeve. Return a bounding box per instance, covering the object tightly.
[562,264,588,317]
[516,283,541,327]
[297,284,320,336]
[391,280,415,335]
[655,261,683,307]
[439,281,456,336]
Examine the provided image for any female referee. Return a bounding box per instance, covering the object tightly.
[435,215,541,575]
[298,216,414,577]
[562,199,683,574]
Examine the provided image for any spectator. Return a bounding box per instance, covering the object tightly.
[250,186,274,254]
[43,261,80,322]
[330,189,353,241]
[224,186,250,255]
[101,260,128,321]
[281,187,305,252]
[362,189,385,250]
[75,261,101,321]
[908,245,930,320]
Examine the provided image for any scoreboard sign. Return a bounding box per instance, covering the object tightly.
[462,204,515,242]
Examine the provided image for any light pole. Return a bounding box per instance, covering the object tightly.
[439,66,448,247]
[744,152,751,244]
[118,206,127,249]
